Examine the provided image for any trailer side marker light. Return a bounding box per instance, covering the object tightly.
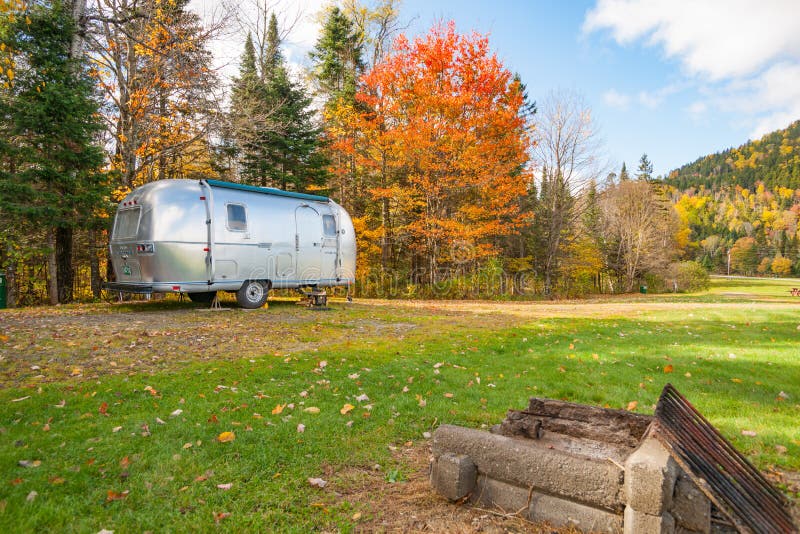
[172,286,180,291]
[203,247,210,252]
[200,196,206,200]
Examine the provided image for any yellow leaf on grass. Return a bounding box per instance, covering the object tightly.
[663,365,674,373]
[304,407,320,414]
[626,401,638,411]
[0,334,9,343]
[217,431,236,443]
[731,378,743,384]
[271,404,285,415]
[340,403,354,415]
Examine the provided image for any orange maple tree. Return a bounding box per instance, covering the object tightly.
[338,22,532,283]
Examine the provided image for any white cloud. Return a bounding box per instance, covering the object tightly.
[583,0,800,80]
[603,89,630,109]
[584,0,800,138]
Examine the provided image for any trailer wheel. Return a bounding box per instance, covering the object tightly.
[237,280,268,309]
[188,291,217,304]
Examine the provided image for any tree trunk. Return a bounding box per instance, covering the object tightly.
[3,244,17,308]
[46,229,59,305]
[89,229,102,299]
[56,226,74,303]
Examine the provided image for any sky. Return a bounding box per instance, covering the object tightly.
[190,0,800,177]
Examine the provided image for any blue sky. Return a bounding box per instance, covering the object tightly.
[194,0,800,177]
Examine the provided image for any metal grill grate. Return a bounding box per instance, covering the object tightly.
[654,384,796,533]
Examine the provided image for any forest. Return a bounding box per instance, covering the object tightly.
[2,0,800,307]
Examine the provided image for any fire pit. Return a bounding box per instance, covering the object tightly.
[430,384,796,533]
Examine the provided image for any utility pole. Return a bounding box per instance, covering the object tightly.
[727,249,731,276]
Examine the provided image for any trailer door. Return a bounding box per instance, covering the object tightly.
[295,205,322,283]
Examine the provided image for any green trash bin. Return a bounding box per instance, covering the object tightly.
[0,273,6,309]
[639,284,647,294]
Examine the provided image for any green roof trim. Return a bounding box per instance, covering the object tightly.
[204,179,329,202]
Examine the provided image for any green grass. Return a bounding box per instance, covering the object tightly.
[1,280,799,531]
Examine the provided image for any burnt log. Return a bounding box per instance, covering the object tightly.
[498,397,653,448]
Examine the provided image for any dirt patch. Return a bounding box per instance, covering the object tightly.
[334,444,578,533]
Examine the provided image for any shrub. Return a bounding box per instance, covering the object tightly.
[771,255,792,276]
[666,261,711,292]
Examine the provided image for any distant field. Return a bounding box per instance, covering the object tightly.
[1,279,798,531]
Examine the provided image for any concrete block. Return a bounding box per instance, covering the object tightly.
[624,505,675,534]
[471,476,623,533]
[430,452,476,501]
[432,424,625,511]
[670,475,710,533]
[625,437,678,515]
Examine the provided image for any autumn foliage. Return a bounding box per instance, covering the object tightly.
[331,23,532,285]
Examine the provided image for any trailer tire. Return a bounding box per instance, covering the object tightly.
[188,291,217,304]
[237,280,268,309]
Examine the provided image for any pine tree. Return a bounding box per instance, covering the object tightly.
[619,162,630,181]
[637,153,654,182]
[310,6,363,105]
[0,0,108,303]
[230,15,327,191]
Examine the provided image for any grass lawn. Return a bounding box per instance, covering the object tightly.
[1,280,799,532]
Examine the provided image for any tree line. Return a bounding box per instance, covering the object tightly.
[0,0,765,306]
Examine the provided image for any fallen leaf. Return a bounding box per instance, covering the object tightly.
[355,393,369,402]
[775,445,788,454]
[170,409,183,417]
[340,404,354,415]
[217,431,235,443]
[182,442,193,449]
[11,396,30,403]
[271,404,285,415]
[214,512,231,523]
[42,423,50,432]
[106,490,129,501]
[684,372,692,378]
[443,393,454,398]
[663,365,674,374]
[155,418,166,425]
[626,401,638,411]
[97,530,114,534]
[112,426,122,433]
[18,460,41,468]
[348,373,360,379]
[741,430,757,437]
[777,391,789,400]
[119,456,130,469]
[26,491,37,502]
[98,402,109,416]
[10,478,23,485]
[70,368,82,377]
[299,391,308,398]
[307,477,327,488]
[54,399,66,408]
[216,483,232,490]
[303,407,320,414]
[49,476,65,485]
[208,414,218,424]
[352,512,362,521]
[297,424,305,433]
[731,378,743,384]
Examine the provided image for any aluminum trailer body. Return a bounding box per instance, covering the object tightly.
[107,179,356,307]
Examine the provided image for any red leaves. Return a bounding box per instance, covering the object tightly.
[106,489,129,502]
[98,402,109,416]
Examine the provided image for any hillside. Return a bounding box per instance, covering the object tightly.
[666,120,800,190]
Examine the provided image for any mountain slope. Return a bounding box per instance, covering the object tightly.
[666,120,800,190]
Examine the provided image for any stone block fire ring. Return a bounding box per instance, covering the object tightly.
[430,384,797,533]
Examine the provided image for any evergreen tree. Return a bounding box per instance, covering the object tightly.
[0,0,108,303]
[230,15,327,191]
[637,153,653,181]
[619,162,630,181]
[310,6,363,105]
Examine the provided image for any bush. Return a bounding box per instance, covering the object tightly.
[666,261,710,292]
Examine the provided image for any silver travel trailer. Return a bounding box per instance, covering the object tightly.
[107,179,356,308]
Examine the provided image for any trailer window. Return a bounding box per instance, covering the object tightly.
[114,207,141,240]
[227,204,247,232]
[323,215,337,237]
